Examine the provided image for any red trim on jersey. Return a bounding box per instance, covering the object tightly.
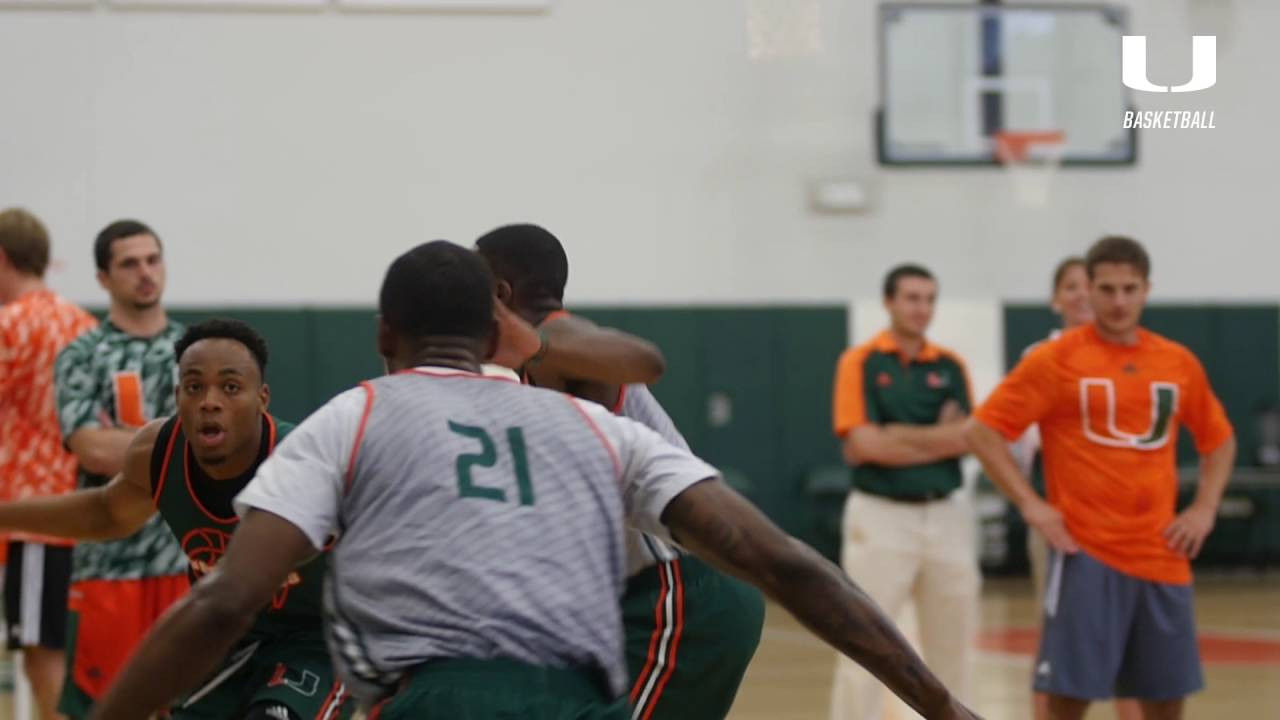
[329,689,350,720]
[538,308,572,327]
[640,559,686,720]
[152,419,183,506]
[184,413,278,525]
[564,395,622,479]
[265,411,278,452]
[345,382,376,495]
[314,680,346,720]
[611,384,627,415]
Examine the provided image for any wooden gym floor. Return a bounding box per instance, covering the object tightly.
[728,574,1280,720]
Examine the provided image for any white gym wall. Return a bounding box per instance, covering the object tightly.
[0,0,1269,308]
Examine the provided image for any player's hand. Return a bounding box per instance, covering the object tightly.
[97,407,116,428]
[1019,496,1078,554]
[1164,501,1216,558]
[490,299,543,370]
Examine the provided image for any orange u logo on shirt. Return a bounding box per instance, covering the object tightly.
[1079,379,1178,450]
[112,371,148,428]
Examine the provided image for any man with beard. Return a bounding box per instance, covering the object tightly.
[53,220,190,718]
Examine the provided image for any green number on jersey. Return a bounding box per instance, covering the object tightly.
[448,421,535,506]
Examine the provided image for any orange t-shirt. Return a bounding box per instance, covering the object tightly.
[0,290,98,545]
[975,324,1233,585]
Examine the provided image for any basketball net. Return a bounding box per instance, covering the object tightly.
[994,131,1066,208]
[745,0,823,60]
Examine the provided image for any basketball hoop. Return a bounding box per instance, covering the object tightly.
[744,0,823,60]
[994,130,1066,208]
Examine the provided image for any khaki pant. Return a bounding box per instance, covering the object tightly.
[830,492,980,720]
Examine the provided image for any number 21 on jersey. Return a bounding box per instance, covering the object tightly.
[448,421,535,506]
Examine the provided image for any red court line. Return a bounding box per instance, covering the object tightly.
[978,627,1280,666]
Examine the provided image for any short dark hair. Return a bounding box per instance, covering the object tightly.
[1052,256,1086,291]
[1086,236,1150,280]
[175,318,270,378]
[882,263,936,298]
[95,219,161,272]
[474,224,569,302]
[0,208,50,277]
[380,240,495,341]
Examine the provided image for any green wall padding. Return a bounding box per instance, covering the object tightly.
[304,309,385,406]
[578,306,849,552]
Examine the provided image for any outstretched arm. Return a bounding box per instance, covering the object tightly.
[662,480,977,720]
[0,420,159,541]
[90,509,314,720]
[66,425,137,477]
[93,388,358,719]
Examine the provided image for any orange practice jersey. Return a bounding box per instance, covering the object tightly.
[976,324,1233,585]
[0,290,97,545]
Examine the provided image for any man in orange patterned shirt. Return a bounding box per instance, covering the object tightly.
[967,236,1235,720]
[0,208,98,720]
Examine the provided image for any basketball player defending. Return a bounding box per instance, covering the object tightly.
[0,319,353,720]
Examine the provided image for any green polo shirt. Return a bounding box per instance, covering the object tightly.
[833,330,972,498]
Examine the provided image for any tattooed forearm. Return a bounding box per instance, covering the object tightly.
[769,544,948,717]
[664,480,956,719]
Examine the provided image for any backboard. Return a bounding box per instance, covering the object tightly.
[877,2,1136,165]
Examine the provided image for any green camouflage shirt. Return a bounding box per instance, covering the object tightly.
[54,320,188,582]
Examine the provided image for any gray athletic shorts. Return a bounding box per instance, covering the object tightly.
[1033,550,1203,701]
